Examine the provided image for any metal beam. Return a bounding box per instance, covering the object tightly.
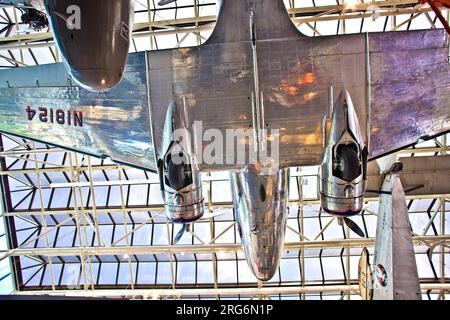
[1,236,448,260]
[2,194,448,218]
[13,283,450,298]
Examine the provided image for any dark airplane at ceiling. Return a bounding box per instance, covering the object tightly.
[32,0,185,91]
[0,0,188,90]
[0,0,135,91]
[44,0,135,91]
[0,0,449,282]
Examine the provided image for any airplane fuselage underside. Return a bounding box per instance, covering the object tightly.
[1,1,449,172]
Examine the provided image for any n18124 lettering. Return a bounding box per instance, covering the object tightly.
[26,106,83,127]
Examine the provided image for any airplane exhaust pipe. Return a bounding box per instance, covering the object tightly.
[319,90,368,217]
[159,101,204,224]
[230,164,288,281]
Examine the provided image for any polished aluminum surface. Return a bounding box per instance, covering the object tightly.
[319,90,367,216]
[372,173,422,300]
[230,164,288,281]
[0,52,155,170]
[159,101,204,223]
[147,0,450,171]
[0,0,449,172]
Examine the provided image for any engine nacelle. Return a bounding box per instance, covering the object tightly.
[44,0,135,91]
[320,90,368,217]
[158,102,204,224]
[230,164,289,281]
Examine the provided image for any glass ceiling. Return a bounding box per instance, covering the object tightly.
[0,133,448,299]
[0,0,449,299]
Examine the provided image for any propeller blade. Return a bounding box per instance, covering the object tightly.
[201,208,230,220]
[343,217,366,237]
[173,224,187,245]
[365,189,392,195]
[158,0,176,6]
[404,184,424,194]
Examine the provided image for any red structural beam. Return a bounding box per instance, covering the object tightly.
[420,0,450,34]
[420,0,450,9]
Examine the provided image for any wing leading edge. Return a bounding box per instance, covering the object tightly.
[0,0,449,172]
[0,52,157,171]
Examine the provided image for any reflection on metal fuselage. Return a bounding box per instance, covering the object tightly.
[320,90,368,217]
[159,102,204,224]
[44,0,135,91]
[230,164,289,281]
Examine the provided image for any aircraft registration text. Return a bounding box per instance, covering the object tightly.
[26,106,83,127]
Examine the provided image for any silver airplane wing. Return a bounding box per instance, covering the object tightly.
[147,0,450,170]
[0,0,449,172]
[0,52,157,171]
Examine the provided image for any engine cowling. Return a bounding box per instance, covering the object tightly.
[319,90,368,217]
[230,164,289,281]
[158,101,204,224]
[44,0,134,91]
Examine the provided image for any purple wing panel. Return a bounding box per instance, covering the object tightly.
[369,30,450,158]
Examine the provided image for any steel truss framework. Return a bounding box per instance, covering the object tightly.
[0,0,448,300]
[0,132,448,300]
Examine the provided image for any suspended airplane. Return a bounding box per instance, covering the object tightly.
[359,160,422,300]
[0,0,135,91]
[0,0,449,281]
[359,154,450,299]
